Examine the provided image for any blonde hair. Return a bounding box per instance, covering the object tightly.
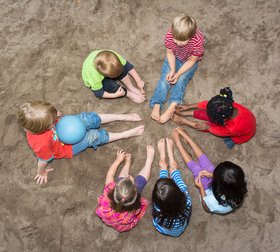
[94,51,123,78]
[113,178,138,212]
[18,101,58,134]
[171,14,197,41]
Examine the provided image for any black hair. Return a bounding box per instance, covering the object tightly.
[207,87,234,125]
[212,161,247,209]
[152,178,191,229]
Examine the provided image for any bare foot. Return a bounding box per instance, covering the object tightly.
[127,84,144,96]
[157,138,167,169]
[121,113,142,121]
[126,125,145,138]
[127,90,145,103]
[151,104,161,122]
[171,113,186,125]
[174,110,194,116]
[160,102,177,123]
[146,145,155,164]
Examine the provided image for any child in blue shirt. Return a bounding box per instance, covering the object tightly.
[152,138,192,237]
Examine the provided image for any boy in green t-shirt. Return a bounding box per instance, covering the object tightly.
[82,50,145,103]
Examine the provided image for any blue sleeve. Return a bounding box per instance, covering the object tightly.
[170,170,188,193]
[159,170,168,179]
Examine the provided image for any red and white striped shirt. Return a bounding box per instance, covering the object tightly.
[165,29,204,62]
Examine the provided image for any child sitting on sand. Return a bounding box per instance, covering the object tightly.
[95,146,154,232]
[172,127,247,214]
[18,101,144,184]
[150,14,204,123]
[152,138,192,237]
[82,50,145,103]
[172,87,256,149]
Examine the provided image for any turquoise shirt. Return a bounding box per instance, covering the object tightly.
[82,50,126,91]
[203,189,233,214]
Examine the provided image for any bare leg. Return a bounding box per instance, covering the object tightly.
[171,128,193,164]
[99,113,142,124]
[138,145,155,181]
[128,69,145,93]
[157,138,167,170]
[108,125,144,142]
[166,138,178,173]
[151,104,161,122]
[160,102,177,124]
[174,110,194,117]
[171,114,198,129]
[118,153,131,177]
[126,90,145,104]
[121,75,143,96]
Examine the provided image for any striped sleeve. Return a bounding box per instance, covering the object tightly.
[191,29,204,58]
[170,170,187,193]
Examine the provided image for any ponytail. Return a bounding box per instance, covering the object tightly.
[207,87,234,125]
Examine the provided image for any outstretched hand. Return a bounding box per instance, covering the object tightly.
[34,168,54,184]
[199,170,213,178]
[194,175,203,189]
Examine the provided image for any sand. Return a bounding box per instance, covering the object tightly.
[0,0,279,251]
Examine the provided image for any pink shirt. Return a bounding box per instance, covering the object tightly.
[95,182,149,232]
[165,29,204,62]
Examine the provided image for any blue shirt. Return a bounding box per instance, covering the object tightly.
[153,170,192,237]
[203,189,233,214]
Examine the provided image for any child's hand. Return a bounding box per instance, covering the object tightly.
[34,168,54,184]
[116,150,126,162]
[166,71,175,82]
[137,80,145,94]
[169,73,179,84]
[194,176,203,189]
[199,170,213,178]
[115,87,126,97]
[194,121,209,131]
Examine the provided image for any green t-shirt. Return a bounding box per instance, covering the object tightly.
[82,50,126,91]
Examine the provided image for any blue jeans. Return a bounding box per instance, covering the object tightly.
[72,112,109,155]
[223,137,235,149]
[150,58,198,109]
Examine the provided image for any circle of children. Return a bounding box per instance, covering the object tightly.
[18,14,256,237]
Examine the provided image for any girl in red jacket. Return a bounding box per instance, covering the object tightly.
[172,87,256,149]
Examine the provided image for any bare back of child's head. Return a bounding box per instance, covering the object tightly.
[212,161,247,209]
[152,178,189,229]
[94,50,123,78]
[171,14,197,41]
[18,101,57,134]
[108,178,141,212]
[207,87,234,125]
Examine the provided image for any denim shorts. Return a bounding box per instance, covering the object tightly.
[72,112,109,155]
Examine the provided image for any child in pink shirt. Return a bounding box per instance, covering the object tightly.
[95,146,155,232]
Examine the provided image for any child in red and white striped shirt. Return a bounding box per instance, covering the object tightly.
[150,14,204,124]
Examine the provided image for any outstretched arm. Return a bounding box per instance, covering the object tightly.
[176,128,204,159]
[34,160,54,184]
[105,150,126,186]
[118,153,131,178]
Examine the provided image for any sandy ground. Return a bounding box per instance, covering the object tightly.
[0,0,279,251]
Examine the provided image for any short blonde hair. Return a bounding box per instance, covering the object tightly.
[94,51,123,78]
[18,101,58,134]
[171,14,197,41]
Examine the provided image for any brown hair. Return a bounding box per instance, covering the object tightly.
[108,178,141,212]
[94,51,123,78]
[18,101,58,134]
[171,14,197,41]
